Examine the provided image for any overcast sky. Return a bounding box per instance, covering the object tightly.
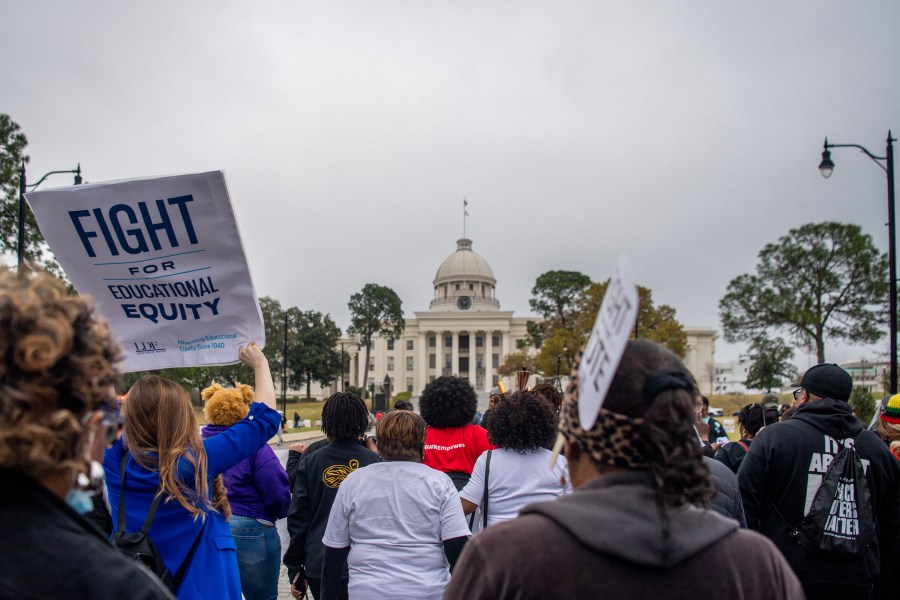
[4,1,899,370]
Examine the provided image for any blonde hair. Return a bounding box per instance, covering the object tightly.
[0,270,119,479]
[877,419,900,461]
[123,375,229,519]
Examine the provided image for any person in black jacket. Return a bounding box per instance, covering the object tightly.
[284,393,379,600]
[716,403,764,474]
[0,271,174,600]
[739,363,900,600]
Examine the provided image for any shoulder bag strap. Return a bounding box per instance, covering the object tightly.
[118,450,166,535]
[172,517,206,591]
[482,450,492,530]
[737,441,749,453]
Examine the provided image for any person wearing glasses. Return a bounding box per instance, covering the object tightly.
[739,364,900,600]
[0,270,174,599]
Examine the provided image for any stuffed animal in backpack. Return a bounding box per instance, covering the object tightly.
[202,382,255,426]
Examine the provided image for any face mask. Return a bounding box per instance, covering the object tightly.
[65,488,95,514]
[66,461,106,514]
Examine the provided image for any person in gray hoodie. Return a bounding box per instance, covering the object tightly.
[444,340,802,600]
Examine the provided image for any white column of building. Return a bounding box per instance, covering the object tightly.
[417,331,427,394]
[485,331,494,392]
[501,332,510,369]
[452,331,460,377]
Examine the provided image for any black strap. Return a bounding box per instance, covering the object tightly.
[172,518,205,590]
[117,449,206,591]
[482,450,492,530]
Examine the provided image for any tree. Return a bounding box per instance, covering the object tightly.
[496,350,539,377]
[849,387,876,425]
[744,335,797,392]
[0,114,64,277]
[533,279,687,375]
[347,284,404,396]
[720,222,888,363]
[0,114,28,261]
[527,270,592,346]
[287,308,342,399]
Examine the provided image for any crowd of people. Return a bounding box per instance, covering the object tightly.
[2,269,900,600]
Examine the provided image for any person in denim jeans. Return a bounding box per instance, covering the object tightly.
[202,381,291,600]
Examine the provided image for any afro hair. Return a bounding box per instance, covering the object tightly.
[418,376,478,428]
[487,391,557,452]
[202,382,254,426]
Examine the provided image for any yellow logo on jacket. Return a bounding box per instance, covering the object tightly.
[323,459,360,488]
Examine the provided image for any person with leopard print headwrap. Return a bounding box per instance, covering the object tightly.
[445,339,803,600]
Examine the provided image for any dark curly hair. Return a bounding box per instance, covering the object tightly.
[321,392,369,442]
[488,391,556,452]
[602,340,713,507]
[738,403,765,437]
[0,270,120,480]
[418,376,477,428]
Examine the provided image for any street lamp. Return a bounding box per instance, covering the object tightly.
[555,341,569,392]
[818,132,896,393]
[17,161,82,269]
[282,312,289,417]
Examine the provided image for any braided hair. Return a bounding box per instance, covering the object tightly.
[601,340,713,507]
[321,392,369,442]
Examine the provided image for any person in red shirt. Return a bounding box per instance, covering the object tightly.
[419,376,494,490]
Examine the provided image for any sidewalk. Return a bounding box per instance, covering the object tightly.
[269,428,324,447]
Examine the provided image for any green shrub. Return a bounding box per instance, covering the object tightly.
[849,387,875,425]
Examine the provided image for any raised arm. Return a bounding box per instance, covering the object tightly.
[240,342,275,410]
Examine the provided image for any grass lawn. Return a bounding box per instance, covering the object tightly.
[708,393,793,441]
[194,396,384,432]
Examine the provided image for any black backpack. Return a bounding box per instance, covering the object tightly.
[112,451,205,593]
[777,432,876,556]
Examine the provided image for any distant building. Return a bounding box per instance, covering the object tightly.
[337,236,718,397]
[840,360,888,394]
[713,356,766,395]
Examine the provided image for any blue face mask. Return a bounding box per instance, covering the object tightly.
[65,488,95,514]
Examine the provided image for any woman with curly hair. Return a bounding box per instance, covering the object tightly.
[105,343,280,599]
[419,376,494,490]
[459,391,571,530]
[446,339,803,599]
[0,270,173,599]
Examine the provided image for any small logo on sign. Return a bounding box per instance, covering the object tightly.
[134,341,166,354]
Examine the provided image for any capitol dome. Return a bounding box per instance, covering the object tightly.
[430,238,500,312]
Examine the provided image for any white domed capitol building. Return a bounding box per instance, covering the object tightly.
[340,238,716,398]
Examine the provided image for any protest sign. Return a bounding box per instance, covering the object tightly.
[578,255,639,430]
[25,171,265,372]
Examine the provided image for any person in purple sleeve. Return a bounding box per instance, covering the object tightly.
[201,380,291,600]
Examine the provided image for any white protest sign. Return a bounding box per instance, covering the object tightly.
[25,171,265,372]
[578,255,639,430]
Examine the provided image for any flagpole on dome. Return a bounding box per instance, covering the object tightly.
[463,198,469,238]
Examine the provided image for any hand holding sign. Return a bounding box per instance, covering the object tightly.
[578,256,639,430]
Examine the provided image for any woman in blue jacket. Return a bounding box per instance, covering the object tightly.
[105,343,280,599]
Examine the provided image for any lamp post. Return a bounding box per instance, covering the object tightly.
[17,161,82,269]
[819,131,896,393]
[555,341,569,392]
[282,312,289,417]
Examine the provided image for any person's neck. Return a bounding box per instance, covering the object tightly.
[37,469,75,500]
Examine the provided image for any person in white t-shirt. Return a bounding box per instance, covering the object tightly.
[460,390,572,530]
[320,411,470,600]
